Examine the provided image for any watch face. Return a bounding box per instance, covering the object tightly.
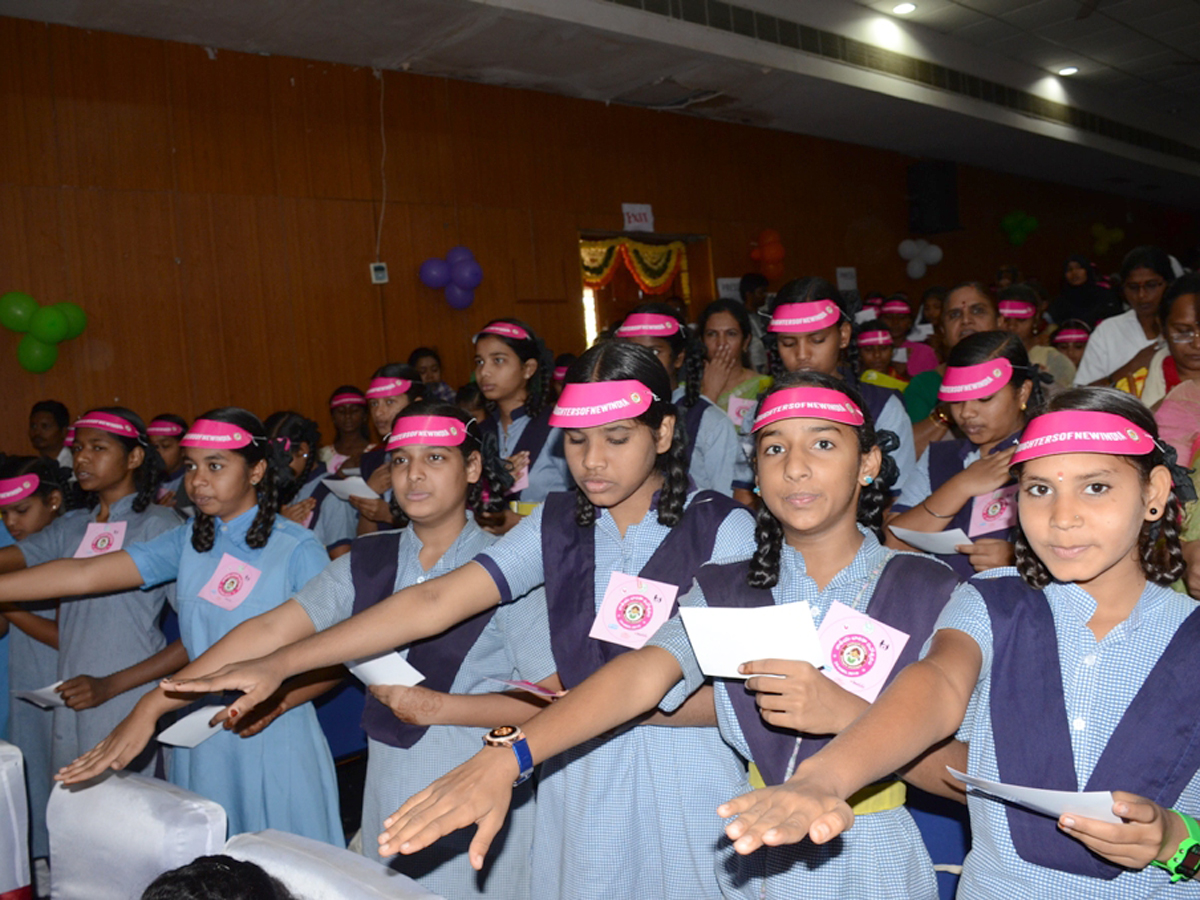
[492,725,518,739]
[1181,846,1200,877]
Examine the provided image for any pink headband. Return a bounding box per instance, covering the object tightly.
[1053,328,1090,344]
[880,300,911,316]
[74,412,142,441]
[329,392,366,409]
[857,331,893,347]
[1012,410,1155,465]
[181,419,258,450]
[64,426,75,444]
[752,386,864,432]
[549,380,655,429]
[769,300,841,334]
[366,377,412,399]
[474,322,530,343]
[553,366,569,382]
[615,313,682,339]
[938,359,1014,401]
[147,420,185,438]
[386,415,469,450]
[999,299,1036,319]
[0,475,40,505]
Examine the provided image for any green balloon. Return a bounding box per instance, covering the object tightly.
[55,302,88,340]
[17,334,58,373]
[0,291,38,332]
[29,306,69,344]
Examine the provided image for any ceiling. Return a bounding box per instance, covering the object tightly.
[3,0,1199,208]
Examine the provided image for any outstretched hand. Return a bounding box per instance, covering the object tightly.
[379,747,518,868]
[159,656,285,723]
[718,774,855,856]
[56,708,157,784]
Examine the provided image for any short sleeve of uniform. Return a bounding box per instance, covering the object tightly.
[293,552,354,632]
[285,531,333,596]
[877,393,916,495]
[16,516,71,567]
[125,523,190,588]
[471,503,546,604]
[648,579,710,712]
[925,581,993,681]
[893,447,933,512]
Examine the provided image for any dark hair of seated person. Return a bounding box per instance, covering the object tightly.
[141,855,301,900]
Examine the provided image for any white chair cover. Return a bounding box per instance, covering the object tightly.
[224,830,444,900]
[0,741,31,897]
[47,772,226,900]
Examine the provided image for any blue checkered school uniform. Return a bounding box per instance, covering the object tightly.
[294,516,546,899]
[671,386,752,495]
[934,570,1200,898]
[651,529,940,899]
[474,494,756,900]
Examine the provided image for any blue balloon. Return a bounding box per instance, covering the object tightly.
[419,258,451,289]
[445,245,475,266]
[450,259,483,290]
[445,283,475,310]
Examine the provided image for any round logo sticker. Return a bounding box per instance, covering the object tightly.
[983,496,1010,523]
[449,425,458,436]
[91,533,113,553]
[233,431,243,442]
[1127,429,1140,441]
[831,634,877,679]
[630,392,641,404]
[616,594,652,630]
[219,572,244,596]
[992,367,1003,378]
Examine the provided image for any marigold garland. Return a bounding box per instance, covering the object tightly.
[580,238,689,297]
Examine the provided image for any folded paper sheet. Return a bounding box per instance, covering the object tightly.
[679,603,823,679]
[888,525,973,555]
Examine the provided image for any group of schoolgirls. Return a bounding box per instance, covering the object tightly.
[5,293,1198,900]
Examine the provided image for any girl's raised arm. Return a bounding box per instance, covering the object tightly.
[720,626,982,855]
[0,550,144,603]
[163,559,503,720]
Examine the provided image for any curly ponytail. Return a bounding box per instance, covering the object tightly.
[263,411,322,505]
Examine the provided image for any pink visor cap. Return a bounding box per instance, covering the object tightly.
[880,299,911,316]
[387,415,469,450]
[0,475,40,505]
[938,359,1014,402]
[752,386,865,432]
[549,380,655,429]
[147,419,185,437]
[615,313,682,339]
[998,299,1036,319]
[857,331,893,347]
[768,300,841,334]
[74,412,143,442]
[474,322,530,343]
[1053,328,1090,345]
[366,377,412,399]
[329,393,366,409]
[181,419,259,450]
[1012,410,1155,465]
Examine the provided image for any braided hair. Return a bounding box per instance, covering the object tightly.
[612,301,706,408]
[77,407,163,514]
[1013,387,1186,589]
[746,372,900,589]
[188,408,293,553]
[263,411,322,505]
[475,318,555,418]
[763,277,856,378]
[383,401,514,527]
[561,342,688,529]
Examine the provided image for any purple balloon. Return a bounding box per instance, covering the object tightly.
[445,245,475,266]
[419,258,451,289]
[445,283,475,310]
[450,259,483,290]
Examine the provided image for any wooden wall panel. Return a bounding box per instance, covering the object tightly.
[1,15,1197,452]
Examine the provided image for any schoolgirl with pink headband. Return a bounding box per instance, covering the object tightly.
[0,408,182,783]
[1052,318,1093,370]
[147,413,190,511]
[857,322,908,390]
[351,363,426,531]
[319,383,373,477]
[158,341,758,900]
[718,387,1200,899]
[890,331,1047,579]
[369,370,966,900]
[33,407,343,846]
[998,284,1078,390]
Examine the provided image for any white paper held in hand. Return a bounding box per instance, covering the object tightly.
[888,525,973,555]
[679,602,823,679]
[947,767,1120,824]
[157,705,228,748]
[14,681,66,710]
[347,651,425,687]
[320,476,381,502]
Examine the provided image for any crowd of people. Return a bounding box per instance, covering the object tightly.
[1,242,1199,899]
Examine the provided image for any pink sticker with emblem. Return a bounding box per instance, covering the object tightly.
[588,572,678,650]
[198,553,262,611]
[968,485,1018,538]
[73,521,128,558]
[816,601,909,702]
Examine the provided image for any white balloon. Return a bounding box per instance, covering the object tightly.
[898,239,919,260]
[906,259,927,279]
[914,239,930,253]
[921,244,943,265]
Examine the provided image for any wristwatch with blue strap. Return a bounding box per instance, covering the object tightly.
[483,725,535,786]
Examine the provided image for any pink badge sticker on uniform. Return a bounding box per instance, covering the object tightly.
[968,485,1018,538]
[727,396,757,431]
[816,600,909,702]
[938,359,1014,402]
[198,553,262,611]
[73,521,127,558]
[327,452,349,475]
[509,465,529,495]
[589,572,678,650]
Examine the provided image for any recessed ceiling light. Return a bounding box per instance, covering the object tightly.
[893,3,917,13]
[1058,66,1079,76]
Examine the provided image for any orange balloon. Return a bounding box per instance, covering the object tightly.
[758,229,782,246]
[761,242,785,263]
[762,261,785,280]
[750,247,763,261]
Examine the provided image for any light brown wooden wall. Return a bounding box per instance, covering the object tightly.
[1,15,1195,452]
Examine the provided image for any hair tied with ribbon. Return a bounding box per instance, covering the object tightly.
[273,436,292,452]
[1160,442,1198,503]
